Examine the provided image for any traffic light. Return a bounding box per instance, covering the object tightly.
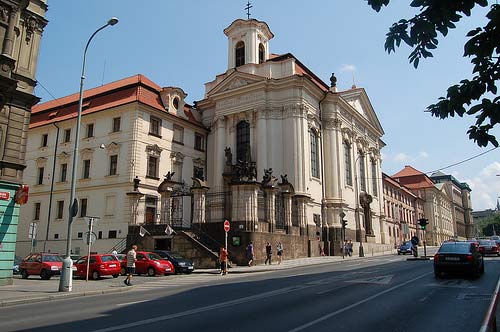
[342,219,347,229]
[418,218,428,230]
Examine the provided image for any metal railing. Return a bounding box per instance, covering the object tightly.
[479,276,500,332]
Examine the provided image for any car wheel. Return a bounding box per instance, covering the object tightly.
[120,267,126,276]
[112,274,119,278]
[40,269,51,280]
[92,270,100,280]
[21,269,29,279]
[147,267,156,277]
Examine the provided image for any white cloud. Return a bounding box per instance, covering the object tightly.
[340,64,356,72]
[419,151,429,158]
[464,162,500,211]
[394,153,409,162]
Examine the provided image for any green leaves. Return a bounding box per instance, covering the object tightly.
[368,1,500,147]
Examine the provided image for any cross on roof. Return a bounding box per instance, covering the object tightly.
[245,1,252,19]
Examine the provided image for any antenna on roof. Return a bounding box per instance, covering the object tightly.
[245,1,252,19]
[351,71,357,89]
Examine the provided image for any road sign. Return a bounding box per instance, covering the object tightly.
[0,192,10,200]
[224,220,230,232]
[28,222,37,239]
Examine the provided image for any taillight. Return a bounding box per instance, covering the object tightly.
[434,254,439,262]
[466,255,474,262]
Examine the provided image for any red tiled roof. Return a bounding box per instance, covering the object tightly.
[30,74,202,129]
[392,166,435,190]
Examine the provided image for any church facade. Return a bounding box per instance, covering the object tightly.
[196,18,389,261]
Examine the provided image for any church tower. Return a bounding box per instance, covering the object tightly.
[223,19,273,70]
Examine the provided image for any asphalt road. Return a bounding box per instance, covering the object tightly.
[1,253,499,332]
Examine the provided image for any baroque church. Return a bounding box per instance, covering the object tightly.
[15,15,390,268]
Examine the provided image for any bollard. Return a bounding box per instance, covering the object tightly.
[58,256,73,292]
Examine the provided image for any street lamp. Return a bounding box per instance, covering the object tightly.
[59,17,119,292]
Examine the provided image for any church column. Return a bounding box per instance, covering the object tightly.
[192,186,209,224]
[295,195,309,236]
[283,192,293,234]
[213,116,226,189]
[256,109,267,178]
[231,182,259,232]
[264,187,278,232]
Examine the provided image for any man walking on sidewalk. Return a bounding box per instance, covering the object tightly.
[124,245,137,286]
[265,242,272,265]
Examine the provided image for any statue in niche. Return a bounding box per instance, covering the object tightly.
[359,192,373,235]
[164,171,175,181]
[224,147,232,166]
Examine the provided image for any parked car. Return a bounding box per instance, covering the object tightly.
[434,241,484,278]
[119,251,174,276]
[19,253,64,280]
[12,255,22,275]
[152,250,195,274]
[478,239,500,256]
[73,254,121,280]
[397,241,413,255]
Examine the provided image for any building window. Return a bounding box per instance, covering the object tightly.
[34,202,41,220]
[372,160,378,197]
[236,121,250,162]
[60,163,67,182]
[105,195,116,216]
[57,200,64,219]
[77,232,83,238]
[108,230,117,239]
[173,125,184,144]
[54,233,59,239]
[172,162,182,182]
[37,167,44,185]
[112,117,121,132]
[147,156,159,178]
[235,41,245,67]
[194,133,204,151]
[41,134,48,147]
[86,123,94,138]
[98,231,102,239]
[359,154,366,192]
[149,116,161,137]
[80,198,87,218]
[64,129,71,143]
[109,155,118,176]
[344,142,352,186]
[144,196,157,225]
[310,130,319,178]
[173,97,179,109]
[259,43,265,64]
[193,166,204,180]
[82,159,91,179]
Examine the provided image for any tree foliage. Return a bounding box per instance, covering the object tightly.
[474,213,500,236]
[367,0,500,147]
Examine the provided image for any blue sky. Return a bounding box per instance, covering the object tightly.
[35,0,500,210]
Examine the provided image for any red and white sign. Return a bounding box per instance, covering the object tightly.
[0,192,10,200]
[14,185,29,205]
[223,220,230,232]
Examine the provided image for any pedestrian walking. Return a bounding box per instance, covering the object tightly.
[347,240,353,257]
[246,241,254,266]
[277,242,284,264]
[264,242,272,265]
[219,247,228,275]
[124,245,137,286]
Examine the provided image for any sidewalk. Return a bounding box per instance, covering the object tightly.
[0,249,398,308]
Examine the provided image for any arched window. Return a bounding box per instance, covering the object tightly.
[235,41,245,67]
[236,121,250,162]
[258,43,265,64]
[310,129,319,178]
[173,97,179,110]
[344,141,352,186]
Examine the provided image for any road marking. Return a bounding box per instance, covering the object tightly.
[345,275,394,285]
[116,300,149,307]
[287,272,431,332]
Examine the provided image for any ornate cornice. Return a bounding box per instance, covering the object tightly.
[170,151,185,163]
[146,144,162,157]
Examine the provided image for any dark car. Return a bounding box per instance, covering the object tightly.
[478,239,500,256]
[434,242,484,278]
[152,250,195,274]
[397,241,413,255]
[19,253,64,280]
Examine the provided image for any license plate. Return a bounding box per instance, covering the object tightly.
[109,264,116,267]
[445,257,459,261]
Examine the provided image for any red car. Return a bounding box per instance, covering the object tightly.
[74,254,121,280]
[478,239,500,256]
[19,252,63,280]
[120,251,174,276]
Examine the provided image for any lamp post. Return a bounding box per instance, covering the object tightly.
[59,17,119,292]
[354,152,366,257]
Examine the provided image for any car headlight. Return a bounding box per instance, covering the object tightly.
[51,266,59,271]
[154,261,161,265]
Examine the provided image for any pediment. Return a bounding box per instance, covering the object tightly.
[338,88,384,136]
[207,71,265,96]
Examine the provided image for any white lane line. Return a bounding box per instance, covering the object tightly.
[287,272,431,332]
[116,300,150,307]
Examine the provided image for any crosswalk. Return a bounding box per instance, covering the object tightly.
[130,273,244,291]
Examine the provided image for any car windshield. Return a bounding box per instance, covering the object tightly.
[169,252,184,259]
[146,253,162,260]
[42,254,63,262]
[438,243,471,254]
[401,242,411,247]
[100,255,117,262]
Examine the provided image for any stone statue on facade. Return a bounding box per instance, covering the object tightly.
[133,176,141,191]
[280,174,289,184]
[330,73,337,88]
[359,192,373,235]
[164,171,175,181]
[261,168,278,187]
[224,147,232,166]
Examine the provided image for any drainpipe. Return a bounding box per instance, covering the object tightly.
[43,122,60,252]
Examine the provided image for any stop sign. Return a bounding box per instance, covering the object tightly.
[224,220,230,232]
